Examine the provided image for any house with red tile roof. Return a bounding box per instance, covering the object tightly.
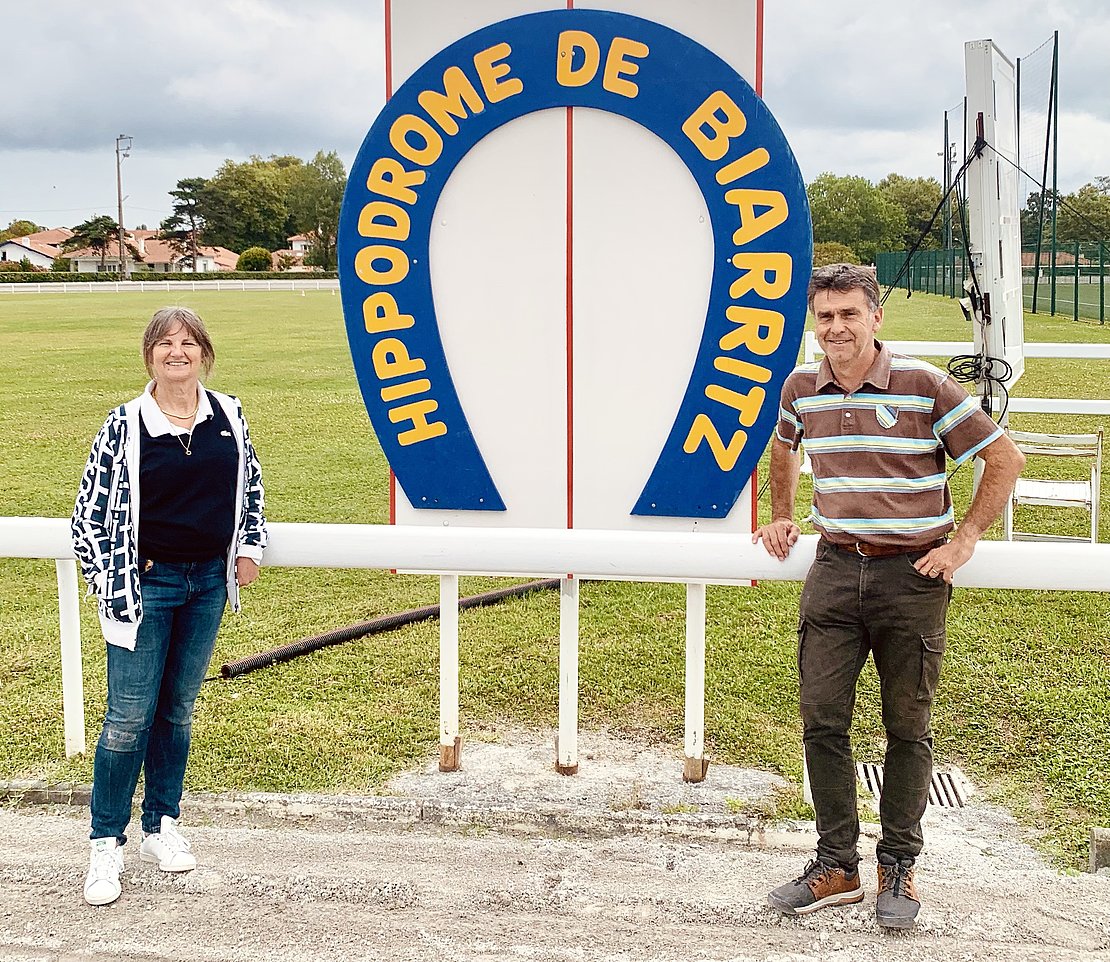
[63,231,239,273]
[0,228,73,269]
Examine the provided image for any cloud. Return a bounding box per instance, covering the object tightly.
[2,1,1105,227]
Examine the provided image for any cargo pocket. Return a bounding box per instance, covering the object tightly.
[917,630,946,701]
[796,620,808,685]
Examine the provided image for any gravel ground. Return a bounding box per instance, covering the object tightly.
[2,730,1108,962]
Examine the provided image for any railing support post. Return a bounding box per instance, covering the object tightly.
[55,559,86,758]
[683,581,709,782]
[438,574,461,771]
[555,575,579,774]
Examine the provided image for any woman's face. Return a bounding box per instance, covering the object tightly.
[151,322,203,387]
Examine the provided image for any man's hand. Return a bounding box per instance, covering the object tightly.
[236,556,260,587]
[913,537,974,584]
[753,518,801,561]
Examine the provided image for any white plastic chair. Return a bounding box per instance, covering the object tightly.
[1003,428,1103,543]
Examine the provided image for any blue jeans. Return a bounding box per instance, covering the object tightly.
[90,556,226,844]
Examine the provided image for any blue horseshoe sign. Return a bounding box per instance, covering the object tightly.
[338,9,811,518]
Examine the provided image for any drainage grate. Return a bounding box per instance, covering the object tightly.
[856,762,971,808]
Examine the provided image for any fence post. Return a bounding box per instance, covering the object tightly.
[555,575,579,774]
[1101,242,1106,325]
[55,559,86,758]
[683,581,709,782]
[1075,241,1081,322]
[438,573,461,771]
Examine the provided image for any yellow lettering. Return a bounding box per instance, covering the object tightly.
[358,201,410,242]
[417,65,485,136]
[713,356,772,383]
[716,147,771,185]
[683,414,747,471]
[473,42,523,103]
[372,338,426,380]
[705,384,766,427]
[390,399,448,446]
[728,253,793,300]
[726,189,789,245]
[682,91,747,162]
[366,157,425,206]
[602,37,648,98]
[362,292,414,334]
[380,378,432,403]
[389,114,443,166]
[719,306,785,355]
[556,30,600,87]
[355,245,409,285]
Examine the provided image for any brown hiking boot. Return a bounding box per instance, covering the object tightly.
[876,853,921,929]
[767,855,864,915]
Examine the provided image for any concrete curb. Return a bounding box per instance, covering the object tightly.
[0,779,815,848]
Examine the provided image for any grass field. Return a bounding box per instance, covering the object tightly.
[1025,281,1108,324]
[2,289,1109,868]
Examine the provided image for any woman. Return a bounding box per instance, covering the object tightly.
[71,306,267,906]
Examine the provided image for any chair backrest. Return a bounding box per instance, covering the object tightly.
[1008,430,1103,459]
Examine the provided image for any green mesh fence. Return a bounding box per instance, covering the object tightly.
[876,245,1107,324]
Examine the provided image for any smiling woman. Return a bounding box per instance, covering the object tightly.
[70,305,268,908]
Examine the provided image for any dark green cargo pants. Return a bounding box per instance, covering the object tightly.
[799,538,950,869]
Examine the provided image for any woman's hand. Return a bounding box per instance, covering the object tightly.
[235,557,260,587]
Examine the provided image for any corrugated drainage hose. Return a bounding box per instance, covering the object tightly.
[217,578,560,679]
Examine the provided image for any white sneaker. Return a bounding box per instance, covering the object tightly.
[139,816,197,872]
[84,837,123,906]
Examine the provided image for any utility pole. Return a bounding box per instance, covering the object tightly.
[115,134,133,278]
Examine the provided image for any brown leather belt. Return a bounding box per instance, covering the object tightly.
[825,538,947,558]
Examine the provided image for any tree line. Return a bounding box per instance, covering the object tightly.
[1,150,347,272]
[5,161,1108,274]
[809,172,1110,268]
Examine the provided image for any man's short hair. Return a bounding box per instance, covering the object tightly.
[807,263,880,313]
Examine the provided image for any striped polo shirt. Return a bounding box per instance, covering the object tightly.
[776,341,1003,548]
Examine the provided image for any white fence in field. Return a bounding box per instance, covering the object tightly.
[803,332,1110,416]
[0,279,340,295]
[4,517,1110,771]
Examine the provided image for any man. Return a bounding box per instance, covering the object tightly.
[753,263,1024,929]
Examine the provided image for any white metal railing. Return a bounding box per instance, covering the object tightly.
[0,279,339,295]
[5,517,1110,768]
[803,332,1110,417]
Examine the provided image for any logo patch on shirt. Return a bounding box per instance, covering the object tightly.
[875,404,899,429]
[220,430,232,437]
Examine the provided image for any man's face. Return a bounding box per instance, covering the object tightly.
[812,288,883,372]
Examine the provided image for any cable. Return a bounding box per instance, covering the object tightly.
[985,143,1110,239]
[880,147,979,307]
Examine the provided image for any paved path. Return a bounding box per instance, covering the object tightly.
[2,732,1108,961]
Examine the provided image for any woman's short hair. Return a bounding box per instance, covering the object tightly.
[807,263,880,313]
[142,307,215,379]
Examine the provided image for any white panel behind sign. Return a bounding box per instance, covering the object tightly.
[389,0,763,542]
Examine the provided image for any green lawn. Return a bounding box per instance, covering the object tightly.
[1,289,1108,867]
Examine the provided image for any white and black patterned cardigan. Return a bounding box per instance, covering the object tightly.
[71,386,267,650]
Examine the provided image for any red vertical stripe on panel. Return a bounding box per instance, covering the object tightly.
[755,0,764,95]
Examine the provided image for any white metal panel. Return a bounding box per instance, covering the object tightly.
[388,1,762,536]
[571,107,731,532]
[965,39,1025,390]
[592,0,758,87]
[396,110,569,528]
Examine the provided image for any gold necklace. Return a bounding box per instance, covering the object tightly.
[152,387,200,420]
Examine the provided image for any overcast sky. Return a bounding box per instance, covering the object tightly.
[2,1,1107,231]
